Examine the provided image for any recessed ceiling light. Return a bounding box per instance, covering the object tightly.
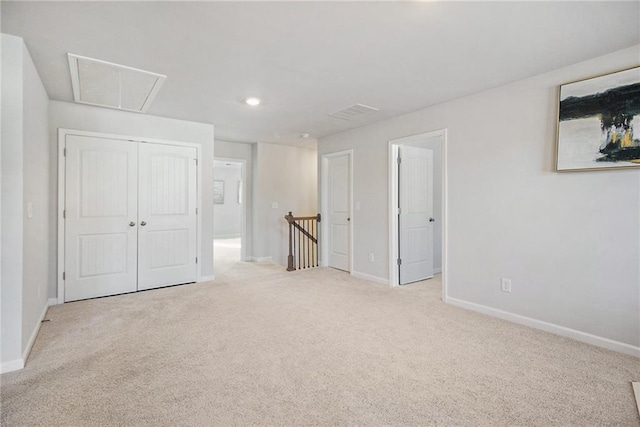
[244,97,261,106]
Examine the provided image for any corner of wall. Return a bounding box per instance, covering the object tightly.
[1,35,52,370]
[21,35,52,360]
[1,32,26,369]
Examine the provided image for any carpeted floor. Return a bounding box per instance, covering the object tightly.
[1,244,639,426]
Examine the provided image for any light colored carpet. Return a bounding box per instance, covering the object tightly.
[214,237,241,250]
[1,254,639,426]
[213,237,241,277]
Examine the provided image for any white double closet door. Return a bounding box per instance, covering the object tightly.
[64,135,197,302]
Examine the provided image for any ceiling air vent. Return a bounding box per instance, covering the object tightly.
[68,53,166,113]
[329,103,379,121]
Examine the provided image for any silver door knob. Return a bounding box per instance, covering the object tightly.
[129,221,135,227]
[140,221,147,226]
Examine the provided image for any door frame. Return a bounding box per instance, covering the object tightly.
[320,149,353,272]
[57,128,203,304]
[388,129,448,299]
[213,156,248,262]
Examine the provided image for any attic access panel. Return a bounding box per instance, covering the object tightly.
[328,103,379,121]
[68,53,166,113]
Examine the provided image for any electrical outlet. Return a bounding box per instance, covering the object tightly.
[271,202,279,209]
[501,278,512,293]
[368,252,374,262]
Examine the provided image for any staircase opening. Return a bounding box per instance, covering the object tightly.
[284,212,321,271]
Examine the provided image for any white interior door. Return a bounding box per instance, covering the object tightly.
[137,143,197,290]
[399,145,434,285]
[327,154,350,271]
[64,135,138,301]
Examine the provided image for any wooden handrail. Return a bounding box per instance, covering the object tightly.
[285,212,321,271]
[286,214,321,221]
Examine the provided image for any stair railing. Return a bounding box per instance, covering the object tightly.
[284,212,321,271]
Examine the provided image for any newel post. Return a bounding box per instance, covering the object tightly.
[285,212,295,271]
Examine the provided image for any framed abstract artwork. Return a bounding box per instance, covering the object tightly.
[556,66,640,172]
[213,180,224,204]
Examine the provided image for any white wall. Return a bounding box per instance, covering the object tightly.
[48,100,215,290]
[1,34,50,372]
[318,45,640,351]
[213,163,242,238]
[21,39,50,356]
[1,34,26,371]
[253,143,317,265]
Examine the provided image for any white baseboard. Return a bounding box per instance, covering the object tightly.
[632,382,640,416]
[434,267,442,274]
[446,296,640,358]
[351,270,389,285]
[214,234,241,240]
[198,275,215,282]
[2,299,54,374]
[22,300,51,364]
[1,359,24,374]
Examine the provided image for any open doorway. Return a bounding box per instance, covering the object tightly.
[388,130,447,299]
[213,158,246,273]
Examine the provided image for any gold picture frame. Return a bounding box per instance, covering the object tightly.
[556,66,640,172]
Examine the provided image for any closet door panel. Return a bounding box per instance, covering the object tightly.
[138,143,197,290]
[64,135,138,301]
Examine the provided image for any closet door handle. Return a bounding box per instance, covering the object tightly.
[129,221,136,227]
[140,221,147,226]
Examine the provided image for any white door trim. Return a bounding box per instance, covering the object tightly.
[388,129,448,300]
[213,156,248,262]
[320,149,353,272]
[57,128,203,304]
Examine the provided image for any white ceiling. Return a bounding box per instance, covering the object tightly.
[3,1,639,149]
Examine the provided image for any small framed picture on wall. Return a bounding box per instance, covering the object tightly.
[213,180,224,204]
